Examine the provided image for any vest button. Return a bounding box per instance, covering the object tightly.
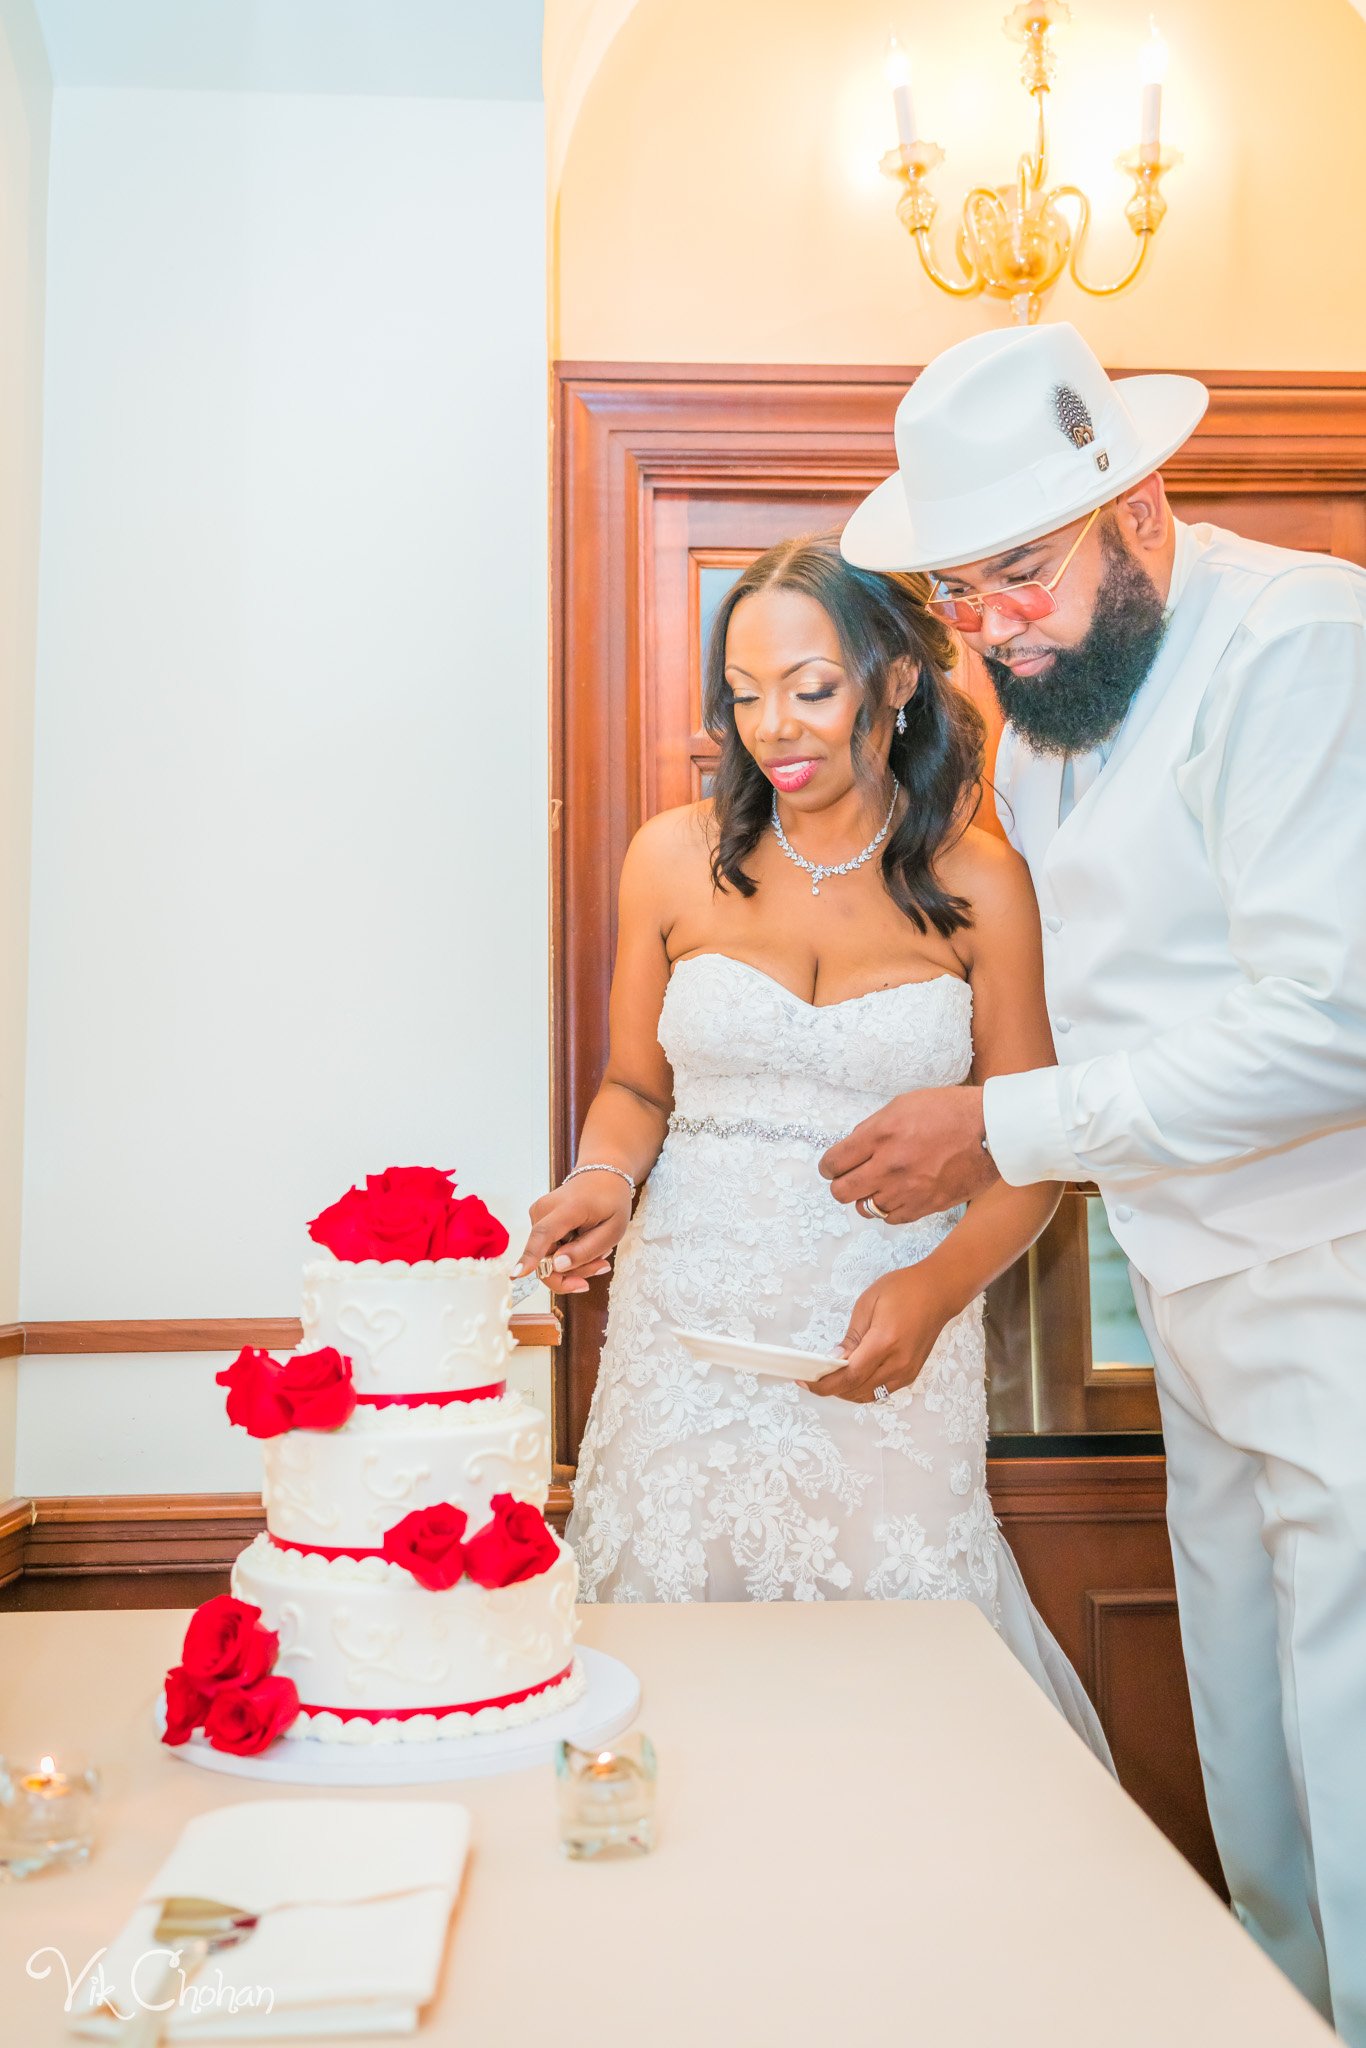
[1113,1203,1134,1223]
[1044,915,1063,933]
[1054,1016,1072,1034]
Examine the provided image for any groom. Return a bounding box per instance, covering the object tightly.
[826,322,1366,2041]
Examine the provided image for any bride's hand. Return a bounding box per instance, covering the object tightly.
[515,1172,633,1296]
[813,1267,952,1405]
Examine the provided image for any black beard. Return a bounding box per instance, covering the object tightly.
[983,529,1168,757]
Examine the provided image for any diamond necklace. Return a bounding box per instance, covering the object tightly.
[770,785,898,897]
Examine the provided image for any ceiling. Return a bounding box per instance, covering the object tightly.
[31,0,543,99]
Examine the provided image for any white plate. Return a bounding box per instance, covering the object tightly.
[670,1325,845,1382]
[156,1648,640,1785]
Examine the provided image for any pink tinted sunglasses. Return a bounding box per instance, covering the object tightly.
[926,506,1101,632]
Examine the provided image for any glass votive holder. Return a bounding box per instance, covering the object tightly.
[0,1754,101,1880]
[555,1732,657,1860]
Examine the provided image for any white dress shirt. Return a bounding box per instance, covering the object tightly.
[983,519,1366,1294]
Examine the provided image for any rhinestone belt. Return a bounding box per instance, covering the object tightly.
[668,1111,846,1147]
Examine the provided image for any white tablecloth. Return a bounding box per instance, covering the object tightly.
[0,1600,1333,2045]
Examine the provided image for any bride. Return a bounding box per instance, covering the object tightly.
[520,534,1108,1752]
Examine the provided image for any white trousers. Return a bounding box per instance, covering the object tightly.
[1130,1231,1366,2046]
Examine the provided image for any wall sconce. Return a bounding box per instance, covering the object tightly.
[881,3,1179,326]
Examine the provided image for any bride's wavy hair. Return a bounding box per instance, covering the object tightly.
[701,534,984,936]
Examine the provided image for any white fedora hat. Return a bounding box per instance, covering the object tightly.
[841,322,1208,575]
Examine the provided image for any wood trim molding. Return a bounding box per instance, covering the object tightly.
[1085,1586,1183,1725]
[10,1482,578,1578]
[556,361,1366,390]
[27,1493,267,1575]
[11,1311,560,1356]
[0,1496,34,1589]
[984,1455,1167,1524]
[0,1323,22,1359]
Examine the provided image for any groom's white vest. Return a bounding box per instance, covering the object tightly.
[994,521,1366,1297]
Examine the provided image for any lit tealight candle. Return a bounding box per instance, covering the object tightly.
[884,36,918,151]
[1138,20,1168,153]
[582,1748,642,1802]
[556,1734,657,1859]
[20,1755,67,1793]
[1,1753,100,1877]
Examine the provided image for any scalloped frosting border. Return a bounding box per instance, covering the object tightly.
[322,1390,525,1433]
[282,1658,587,1743]
[304,1250,516,1282]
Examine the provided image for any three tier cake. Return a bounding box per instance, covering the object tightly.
[161,1168,582,1756]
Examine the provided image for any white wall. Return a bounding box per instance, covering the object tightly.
[16,85,549,1493]
[0,0,50,1501]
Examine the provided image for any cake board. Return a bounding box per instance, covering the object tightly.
[157,1647,639,1785]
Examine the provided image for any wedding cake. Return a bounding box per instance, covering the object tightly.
[161,1169,582,1756]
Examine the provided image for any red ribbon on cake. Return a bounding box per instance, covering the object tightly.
[296,1663,574,1722]
[353,1382,506,1408]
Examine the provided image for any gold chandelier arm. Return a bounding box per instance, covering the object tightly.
[913,229,985,298]
[910,192,995,299]
[1024,84,1049,198]
[1055,183,1151,299]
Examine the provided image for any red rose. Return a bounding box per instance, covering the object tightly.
[380,1503,469,1590]
[216,1348,294,1437]
[309,1167,457,1263]
[162,1664,211,1745]
[275,1347,356,1430]
[203,1676,301,1757]
[463,1493,559,1589]
[181,1596,279,1693]
[434,1195,510,1262]
[305,1184,379,1262]
[216,1346,355,1437]
[307,1166,509,1264]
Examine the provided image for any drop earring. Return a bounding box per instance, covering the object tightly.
[895,704,907,735]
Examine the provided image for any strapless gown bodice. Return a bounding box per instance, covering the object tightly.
[660,951,974,1135]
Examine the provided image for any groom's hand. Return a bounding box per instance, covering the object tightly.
[818,1086,999,1223]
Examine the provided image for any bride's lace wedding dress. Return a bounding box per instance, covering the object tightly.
[568,952,1111,1758]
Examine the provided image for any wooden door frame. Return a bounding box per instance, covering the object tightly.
[550,359,1366,1461]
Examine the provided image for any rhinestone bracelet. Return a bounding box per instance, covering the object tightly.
[564,1161,637,1196]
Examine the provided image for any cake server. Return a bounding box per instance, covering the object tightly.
[117,1895,258,2046]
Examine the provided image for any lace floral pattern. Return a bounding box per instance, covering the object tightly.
[569,955,1003,1614]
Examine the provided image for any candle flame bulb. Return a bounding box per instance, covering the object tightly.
[1138,22,1168,86]
[884,35,918,150]
[38,1755,56,1776]
[1137,20,1166,151]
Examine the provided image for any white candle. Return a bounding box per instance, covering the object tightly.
[884,37,918,151]
[1138,23,1168,151]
